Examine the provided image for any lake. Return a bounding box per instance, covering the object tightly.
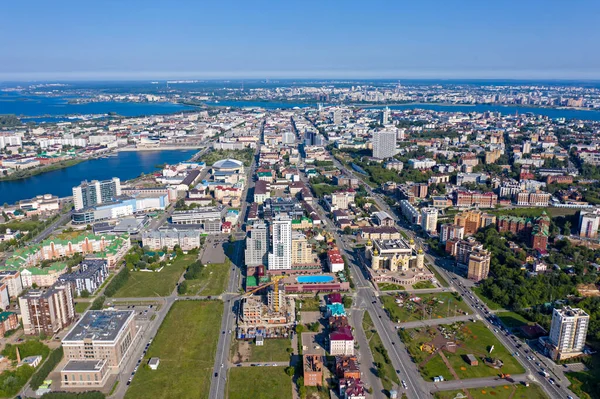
[0,150,197,205]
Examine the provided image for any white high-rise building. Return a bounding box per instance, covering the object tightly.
[579,207,600,239]
[549,306,589,360]
[72,178,121,211]
[372,131,396,159]
[267,216,292,271]
[381,107,391,125]
[245,223,269,267]
[421,207,438,234]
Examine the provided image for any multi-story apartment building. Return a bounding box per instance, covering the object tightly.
[58,260,109,296]
[420,208,438,234]
[372,131,396,159]
[330,326,354,356]
[291,232,314,265]
[61,310,136,388]
[170,208,223,233]
[330,190,356,210]
[467,248,491,282]
[19,281,75,336]
[439,224,465,244]
[454,210,496,236]
[454,191,497,209]
[245,223,269,267]
[268,216,292,271]
[73,178,121,211]
[141,229,201,251]
[548,306,589,360]
[399,200,421,225]
[579,207,600,239]
[516,190,551,206]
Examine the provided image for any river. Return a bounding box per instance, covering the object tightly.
[0,150,196,205]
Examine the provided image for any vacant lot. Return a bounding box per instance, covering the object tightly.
[296,296,321,311]
[402,321,524,381]
[227,367,292,399]
[435,383,548,399]
[114,254,194,297]
[125,301,223,399]
[182,261,231,296]
[74,302,89,314]
[382,292,471,323]
[231,339,292,363]
[497,311,530,329]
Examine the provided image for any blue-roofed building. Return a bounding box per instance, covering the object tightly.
[326,303,346,318]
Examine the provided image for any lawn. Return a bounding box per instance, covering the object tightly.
[472,287,504,311]
[381,292,471,323]
[182,261,231,296]
[113,254,195,297]
[74,302,90,314]
[378,283,405,291]
[412,281,435,289]
[566,354,600,399]
[227,367,292,399]
[402,321,524,381]
[363,312,400,392]
[249,339,292,362]
[435,383,548,399]
[296,296,321,311]
[427,264,450,287]
[125,300,223,399]
[496,311,530,329]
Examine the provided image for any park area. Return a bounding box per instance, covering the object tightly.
[125,300,223,399]
[112,254,195,297]
[180,260,231,296]
[435,383,548,399]
[227,367,292,399]
[381,292,472,323]
[401,321,524,381]
[378,282,405,291]
[231,338,292,363]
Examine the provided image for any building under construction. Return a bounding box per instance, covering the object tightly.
[237,280,296,340]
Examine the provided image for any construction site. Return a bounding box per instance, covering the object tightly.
[236,276,296,340]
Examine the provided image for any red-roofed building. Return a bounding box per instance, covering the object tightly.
[339,378,365,399]
[221,221,232,234]
[327,248,345,273]
[328,293,342,304]
[330,326,354,356]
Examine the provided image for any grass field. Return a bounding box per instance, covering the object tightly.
[182,261,231,296]
[403,321,524,381]
[363,312,400,392]
[227,367,292,399]
[296,296,321,311]
[427,265,450,287]
[125,300,223,399]
[249,339,292,362]
[74,302,90,314]
[381,293,471,323]
[378,283,405,291]
[435,383,548,399]
[114,254,195,297]
[472,287,504,311]
[497,311,530,329]
[412,281,435,289]
[566,354,600,399]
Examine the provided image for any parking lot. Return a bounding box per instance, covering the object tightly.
[201,235,228,265]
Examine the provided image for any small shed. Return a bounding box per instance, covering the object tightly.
[148,357,160,370]
[465,354,478,366]
[255,335,264,346]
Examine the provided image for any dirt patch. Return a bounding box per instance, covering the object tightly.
[231,340,252,363]
[577,284,600,297]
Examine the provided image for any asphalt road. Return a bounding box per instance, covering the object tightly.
[208,138,259,399]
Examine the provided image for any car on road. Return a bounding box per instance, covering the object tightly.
[402,380,407,389]
[214,372,218,377]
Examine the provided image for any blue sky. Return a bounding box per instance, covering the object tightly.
[1,0,598,80]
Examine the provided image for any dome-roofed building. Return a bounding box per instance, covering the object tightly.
[212,159,244,173]
[211,159,245,184]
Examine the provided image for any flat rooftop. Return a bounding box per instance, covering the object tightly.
[376,239,411,251]
[62,359,107,371]
[63,310,134,342]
